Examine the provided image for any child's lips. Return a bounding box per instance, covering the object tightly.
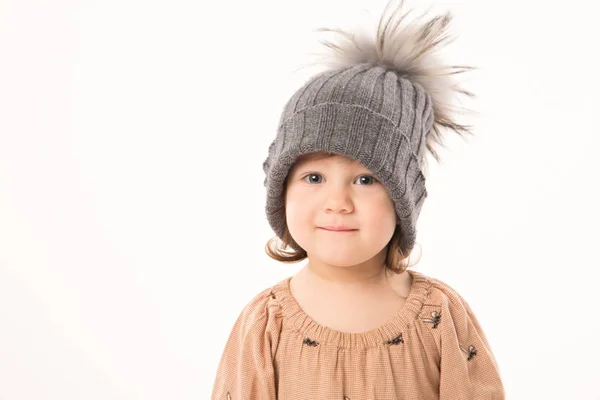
[319,227,357,232]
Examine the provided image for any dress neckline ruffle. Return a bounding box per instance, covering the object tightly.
[270,269,433,349]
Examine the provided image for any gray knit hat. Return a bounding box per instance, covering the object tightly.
[262,0,475,255]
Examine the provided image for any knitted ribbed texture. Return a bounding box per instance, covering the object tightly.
[262,62,434,254]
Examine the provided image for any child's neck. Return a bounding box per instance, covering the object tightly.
[303,256,392,290]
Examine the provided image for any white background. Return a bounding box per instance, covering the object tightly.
[1,0,599,398]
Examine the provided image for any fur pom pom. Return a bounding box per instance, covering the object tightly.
[298,0,477,165]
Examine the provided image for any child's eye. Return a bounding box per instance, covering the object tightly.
[302,173,323,184]
[356,175,378,185]
[301,173,378,185]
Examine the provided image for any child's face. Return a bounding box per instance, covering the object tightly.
[284,152,397,268]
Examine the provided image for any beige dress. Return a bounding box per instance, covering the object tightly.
[211,269,505,399]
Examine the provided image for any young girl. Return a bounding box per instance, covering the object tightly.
[211,0,505,398]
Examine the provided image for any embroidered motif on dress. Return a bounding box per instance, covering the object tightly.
[420,310,441,328]
[459,343,477,360]
[386,333,404,345]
